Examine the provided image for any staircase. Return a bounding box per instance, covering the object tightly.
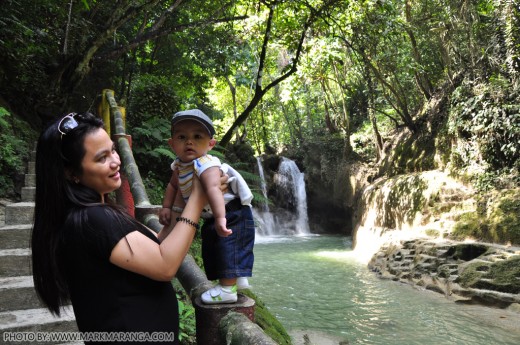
[0,145,79,344]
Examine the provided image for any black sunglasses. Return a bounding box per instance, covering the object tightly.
[57,113,79,139]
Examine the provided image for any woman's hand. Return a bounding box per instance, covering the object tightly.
[219,173,229,193]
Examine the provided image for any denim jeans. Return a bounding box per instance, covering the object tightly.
[201,205,255,280]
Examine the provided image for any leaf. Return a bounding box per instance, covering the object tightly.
[153,147,176,160]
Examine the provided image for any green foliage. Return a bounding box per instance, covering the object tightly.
[128,74,180,127]
[448,81,520,173]
[128,75,180,185]
[142,176,167,206]
[130,116,174,186]
[473,173,495,193]
[301,135,346,187]
[0,1,66,116]
[424,229,440,237]
[177,297,196,344]
[451,211,486,241]
[487,189,520,245]
[0,107,36,197]
[222,142,257,168]
[383,174,428,228]
[171,280,197,345]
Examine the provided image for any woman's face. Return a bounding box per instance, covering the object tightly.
[77,128,121,201]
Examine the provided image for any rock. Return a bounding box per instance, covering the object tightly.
[369,239,520,310]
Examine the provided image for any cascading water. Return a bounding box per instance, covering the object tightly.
[254,156,310,236]
[255,156,270,212]
[254,157,276,236]
[276,157,310,235]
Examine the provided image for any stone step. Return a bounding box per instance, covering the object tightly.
[0,307,78,345]
[28,161,35,175]
[0,249,31,277]
[0,276,44,312]
[0,145,80,344]
[5,202,34,225]
[0,224,31,250]
[21,187,36,202]
[25,174,36,188]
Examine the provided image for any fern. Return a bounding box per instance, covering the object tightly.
[153,147,176,160]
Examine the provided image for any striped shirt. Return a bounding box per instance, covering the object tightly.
[172,154,221,203]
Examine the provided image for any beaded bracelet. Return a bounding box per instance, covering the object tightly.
[176,216,200,230]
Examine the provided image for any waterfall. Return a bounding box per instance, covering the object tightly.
[254,157,276,236]
[276,157,310,235]
[256,156,270,212]
[254,156,310,236]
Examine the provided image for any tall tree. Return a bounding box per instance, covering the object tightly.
[219,0,340,147]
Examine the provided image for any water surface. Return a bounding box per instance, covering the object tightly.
[250,235,520,345]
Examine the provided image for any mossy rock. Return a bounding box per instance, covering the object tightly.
[458,257,520,294]
[381,130,437,177]
[451,211,484,241]
[451,189,520,245]
[425,228,440,237]
[486,256,520,293]
[487,189,520,245]
[457,261,492,287]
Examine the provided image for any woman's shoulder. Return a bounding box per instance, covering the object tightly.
[84,204,110,218]
[81,205,142,240]
[82,204,129,228]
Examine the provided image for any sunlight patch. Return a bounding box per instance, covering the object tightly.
[313,250,351,261]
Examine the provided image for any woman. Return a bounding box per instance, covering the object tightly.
[31,112,209,344]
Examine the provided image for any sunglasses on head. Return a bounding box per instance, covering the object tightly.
[57,112,79,139]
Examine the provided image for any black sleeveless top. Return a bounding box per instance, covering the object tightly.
[62,206,179,344]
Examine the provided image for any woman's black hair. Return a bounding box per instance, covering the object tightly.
[31,112,139,315]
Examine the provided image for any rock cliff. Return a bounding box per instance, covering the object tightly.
[352,169,520,311]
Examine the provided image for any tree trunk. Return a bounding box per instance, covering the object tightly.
[404,0,433,100]
[495,0,520,84]
[361,55,383,159]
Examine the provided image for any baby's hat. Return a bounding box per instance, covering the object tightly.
[171,109,215,137]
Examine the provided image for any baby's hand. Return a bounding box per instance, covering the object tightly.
[215,217,232,237]
[159,207,171,225]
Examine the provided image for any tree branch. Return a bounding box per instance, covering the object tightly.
[100,15,248,60]
[219,0,325,147]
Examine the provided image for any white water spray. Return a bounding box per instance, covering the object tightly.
[254,156,311,236]
[275,157,310,235]
[255,157,276,236]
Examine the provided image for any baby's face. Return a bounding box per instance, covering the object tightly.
[169,120,215,162]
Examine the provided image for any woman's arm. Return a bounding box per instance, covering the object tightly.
[157,189,186,241]
[109,175,207,281]
[159,168,181,226]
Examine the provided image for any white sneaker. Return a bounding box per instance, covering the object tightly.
[201,285,237,304]
[237,277,252,290]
